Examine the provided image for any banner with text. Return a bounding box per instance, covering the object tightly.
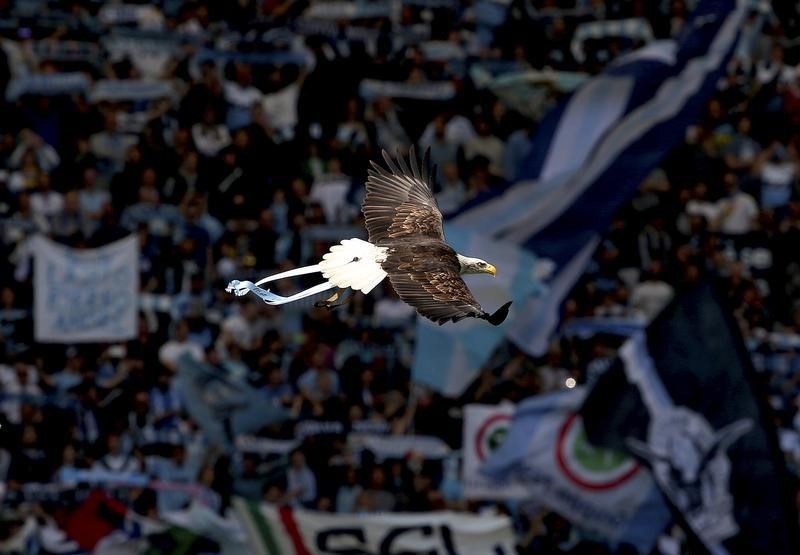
[234,499,515,555]
[33,235,138,343]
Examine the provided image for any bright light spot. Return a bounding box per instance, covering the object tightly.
[565,377,577,389]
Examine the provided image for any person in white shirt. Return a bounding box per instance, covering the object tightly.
[630,262,675,320]
[0,361,41,424]
[418,113,475,148]
[715,172,759,235]
[29,173,63,224]
[463,117,505,178]
[91,433,140,474]
[754,141,798,210]
[8,130,60,172]
[158,319,205,372]
[218,299,273,357]
[224,63,264,129]
[191,106,231,157]
[261,65,303,142]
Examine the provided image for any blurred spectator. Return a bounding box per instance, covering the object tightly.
[29,173,63,227]
[715,172,759,235]
[754,140,798,211]
[158,319,205,372]
[92,434,139,474]
[629,262,675,320]
[335,466,362,513]
[724,116,760,173]
[50,347,85,393]
[218,299,273,359]
[463,116,505,178]
[359,466,395,512]
[0,360,41,424]
[8,130,59,174]
[192,106,231,158]
[147,444,195,512]
[436,162,467,216]
[367,97,409,153]
[285,448,317,507]
[298,348,341,402]
[637,215,673,268]
[89,112,138,175]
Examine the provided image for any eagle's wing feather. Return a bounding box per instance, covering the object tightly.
[363,147,444,244]
[385,245,485,325]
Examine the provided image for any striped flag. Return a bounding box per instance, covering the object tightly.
[413,0,748,395]
[234,500,311,555]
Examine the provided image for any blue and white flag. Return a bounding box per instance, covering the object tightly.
[480,388,671,553]
[413,0,748,395]
[33,234,138,343]
[582,282,798,554]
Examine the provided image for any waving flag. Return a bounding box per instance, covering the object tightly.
[176,355,289,450]
[479,388,671,553]
[413,0,748,395]
[581,281,798,554]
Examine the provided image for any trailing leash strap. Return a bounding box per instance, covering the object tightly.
[226,263,337,305]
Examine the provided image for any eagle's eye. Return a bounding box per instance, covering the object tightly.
[479,262,486,267]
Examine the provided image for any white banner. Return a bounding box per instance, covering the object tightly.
[33,235,138,343]
[234,499,515,555]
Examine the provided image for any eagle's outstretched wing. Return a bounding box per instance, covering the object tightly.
[362,149,512,326]
[362,147,444,245]
[384,243,488,325]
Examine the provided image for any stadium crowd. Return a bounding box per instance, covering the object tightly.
[0,0,799,553]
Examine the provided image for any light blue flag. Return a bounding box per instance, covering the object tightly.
[481,388,672,553]
[413,0,748,395]
[176,354,289,451]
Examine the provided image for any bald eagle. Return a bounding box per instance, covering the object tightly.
[226,148,512,326]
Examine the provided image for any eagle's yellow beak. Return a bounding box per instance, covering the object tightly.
[485,264,497,277]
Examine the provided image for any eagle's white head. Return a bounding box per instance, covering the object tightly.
[456,254,497,276]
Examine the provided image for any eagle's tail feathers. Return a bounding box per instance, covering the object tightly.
[320,238,387,294]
